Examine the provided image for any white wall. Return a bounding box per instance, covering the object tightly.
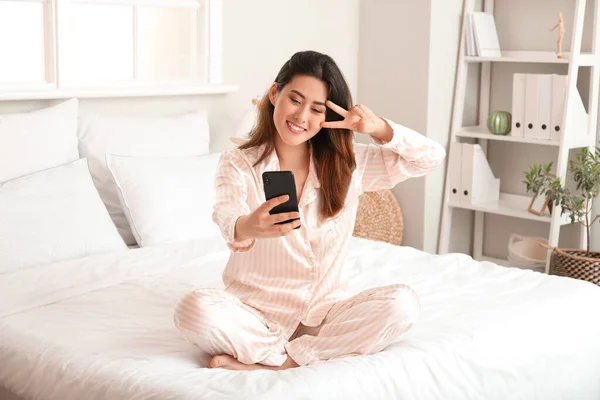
[0,0,360,154]
[358,0,463,252]
[358,0,430,250]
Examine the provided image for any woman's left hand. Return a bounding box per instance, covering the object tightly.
[320,101,392,141]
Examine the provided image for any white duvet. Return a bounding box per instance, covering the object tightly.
[1,237,600,400]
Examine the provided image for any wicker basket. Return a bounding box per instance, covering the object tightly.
[550,247,600,285]
[352,189,403,246]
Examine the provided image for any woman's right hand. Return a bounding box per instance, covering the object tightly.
[234,194,301,241]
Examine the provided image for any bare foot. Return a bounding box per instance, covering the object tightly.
[207,354,299,371]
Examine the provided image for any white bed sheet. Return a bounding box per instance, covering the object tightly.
[1,237,600,400]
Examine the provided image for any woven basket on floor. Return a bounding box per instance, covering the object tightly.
[550,248,600,285]
[352,189,403,246]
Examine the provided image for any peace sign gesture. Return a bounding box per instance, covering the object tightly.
[320,101,385,136]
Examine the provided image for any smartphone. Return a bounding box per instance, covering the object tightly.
[262,171,301,229]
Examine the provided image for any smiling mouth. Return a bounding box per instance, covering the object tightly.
[287,121,306,134]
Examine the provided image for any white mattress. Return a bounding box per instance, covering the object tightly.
[1,237,600,400]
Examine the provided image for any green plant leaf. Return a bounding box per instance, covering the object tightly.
[524,145,600,249]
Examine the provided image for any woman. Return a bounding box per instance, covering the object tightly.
[174,50,445,371]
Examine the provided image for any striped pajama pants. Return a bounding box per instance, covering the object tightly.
[173,283,420,367]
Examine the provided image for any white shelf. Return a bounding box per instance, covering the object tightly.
[0,84,240,101]
[456,126,560,146]
[449,193,571,224]
[464,50,598,66]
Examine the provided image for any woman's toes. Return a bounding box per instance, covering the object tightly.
[207,355,222,368]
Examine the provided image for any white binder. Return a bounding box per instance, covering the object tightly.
[550,74,588,142]
[570,84,589,140]
[459,144,500,206]
[511,73,526,138]
[448,142,462,203]
[523,74,539,139]
[550,74,567,141]
[536,74,553,140]
[523,74,553,140]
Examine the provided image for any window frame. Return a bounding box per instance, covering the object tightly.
[0,0,235,100]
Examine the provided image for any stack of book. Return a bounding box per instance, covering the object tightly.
[465,11,501,57]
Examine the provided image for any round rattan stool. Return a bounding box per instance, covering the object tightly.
[352,189,403,246]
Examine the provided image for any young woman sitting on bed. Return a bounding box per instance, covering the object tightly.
[174,50,445,370]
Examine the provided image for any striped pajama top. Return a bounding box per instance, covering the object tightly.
[212,120,446,338]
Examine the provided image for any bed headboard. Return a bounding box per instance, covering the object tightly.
[0,92,241,153]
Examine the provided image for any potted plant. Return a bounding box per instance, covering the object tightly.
[523,145,600,285]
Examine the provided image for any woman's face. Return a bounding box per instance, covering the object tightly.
[269,74,328,148]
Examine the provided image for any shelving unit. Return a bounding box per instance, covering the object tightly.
[438,0,600,273]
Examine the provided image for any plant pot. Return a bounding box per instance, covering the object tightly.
[487,111,512,135]
[550,247,600,285]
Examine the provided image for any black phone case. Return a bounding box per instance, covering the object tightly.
[262,171,301,229]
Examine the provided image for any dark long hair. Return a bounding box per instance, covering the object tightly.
[239,50,356,219]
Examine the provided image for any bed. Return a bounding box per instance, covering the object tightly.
[2,235,600,400]
[2,99,600,400]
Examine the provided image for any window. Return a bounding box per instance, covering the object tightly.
[0,0,50,86]
[0,0,222,92]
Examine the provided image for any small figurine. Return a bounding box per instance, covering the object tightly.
[549,12,566,59]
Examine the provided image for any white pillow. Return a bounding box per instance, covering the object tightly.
[78,110,210,245]
[0,98,79,182]
[106,153,222,247]
[0,159,127,273]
